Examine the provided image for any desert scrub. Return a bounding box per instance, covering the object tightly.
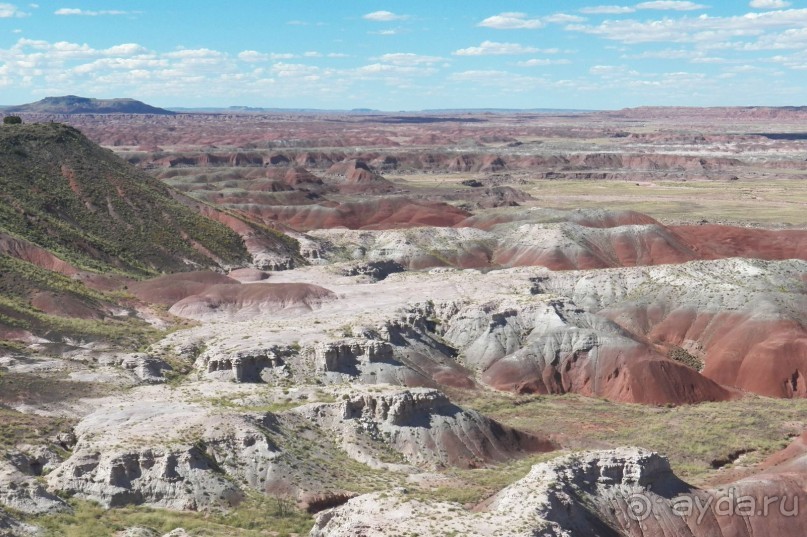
[33,494,313,537]
[450,390,807,484]
[0,372,117,407]
[410,451,560,505]
[0,123,250,276]
[667,345,704,371]
[0,406,75,450]
[0,294,164,348]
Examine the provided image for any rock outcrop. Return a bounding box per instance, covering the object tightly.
[43,401,296,510]
[314,340,396,375]
[0,509,39,537]
[340,260,405,281]
[0,458,68,515]
[441,298,731,404]
[541,258,807,399]
[97,353,173,384]
[202,345,293,383]
[299,389,553,469]
[312,445,807,537]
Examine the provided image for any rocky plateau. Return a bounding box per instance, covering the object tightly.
[1,108,805,536]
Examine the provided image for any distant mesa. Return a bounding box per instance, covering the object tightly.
[5,95,175,115]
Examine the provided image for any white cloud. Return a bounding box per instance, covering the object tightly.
[238,50,269,62]
[478,12,544,29]
[164,48,225,60]
[453,41,538,56]
[450,70,512,81]
[567,8,807,44]
[590,64,627,75]
[623,48,699,59]
[377,53,444,65]
[104,44,147,56]
[516,58,572,66]
[580,5,636,14]
[271,62,320,78]
[635,1,707,10]
[544,13,587,24]
[690,56,728,63]
[771,51,807,69]
[54,8,134,16]
[715,26,807,50]
[72,57,167,74]
[369,29,401,36]
[0,3,28,17]
[238,51,298,63]
[0,37,362,102]
[362,10,407,22]
[750,0,791,8]
[356,63,436,76]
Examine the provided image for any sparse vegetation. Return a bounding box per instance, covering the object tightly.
[33,495,313,537]
[0,405,74,450]
[0,123,249,277]
[452,390,807,483]
[667,345,704,371]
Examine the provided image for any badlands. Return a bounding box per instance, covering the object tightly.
[0,107,806,536]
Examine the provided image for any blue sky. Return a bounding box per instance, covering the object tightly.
[1,1,806,109]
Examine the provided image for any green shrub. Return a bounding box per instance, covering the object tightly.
[667,345,704,371]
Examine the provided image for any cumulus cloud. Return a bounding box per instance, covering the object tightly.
[71,56,168,75]
[356,63,436,77]
[711,25,807,50]
[0,37,452,104]
[377,53,445,65]
[478,12,544,29]
[580,5,636,14]
[516,58,572,66]
[622,48,701,59]
[750,0,791,8]
[54,8,134,16]
[450,70,513,81]
[164,48,225,60]
[566,8,807,44]
[271,62,320,78]
[238,50,269,62]
[238,50,295,62]
[0,3,28,17]
[362,10,407,22]
[104,44,148,56]
[544,13,587,23]
[453,41,538,56]
[635,1,707,10]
